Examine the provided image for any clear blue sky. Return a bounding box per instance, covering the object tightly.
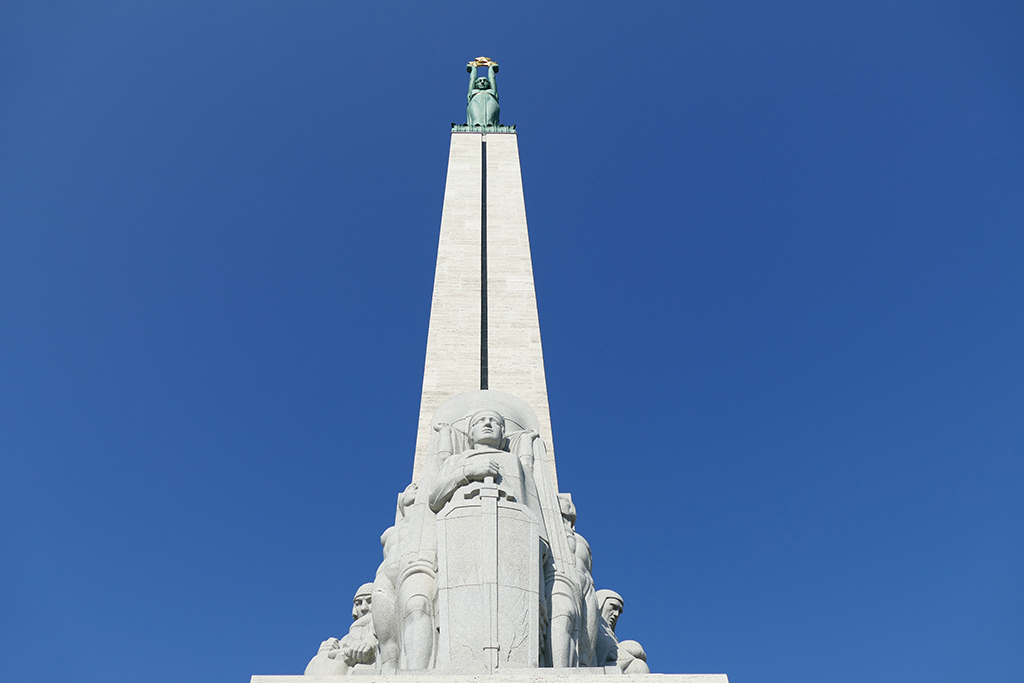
[2,2,1022,682]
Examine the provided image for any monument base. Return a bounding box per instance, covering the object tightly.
[253,675,728,683]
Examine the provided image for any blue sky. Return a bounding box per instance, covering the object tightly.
[2,2,1022,682]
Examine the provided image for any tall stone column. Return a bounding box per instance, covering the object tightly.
[413,131,557,489]
[253,60,730,683]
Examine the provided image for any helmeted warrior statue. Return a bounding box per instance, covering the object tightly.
[596,589,651,674]
[304,583,378,675]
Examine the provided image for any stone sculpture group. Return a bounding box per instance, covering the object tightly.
[305,391,649,675]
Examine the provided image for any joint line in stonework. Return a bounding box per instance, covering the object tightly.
[480,136,488,390]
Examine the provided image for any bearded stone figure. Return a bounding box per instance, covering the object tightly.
[304,583,377,676]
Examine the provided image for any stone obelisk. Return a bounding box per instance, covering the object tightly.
[251,58,729,683]
[413,99,555,487]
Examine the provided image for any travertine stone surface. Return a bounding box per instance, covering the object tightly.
[255,675,729,683]
[483,134,554,487]
[415,133,483,482]
[413,133,557,489]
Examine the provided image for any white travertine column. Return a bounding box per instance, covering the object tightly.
[413,132,557,488]
[413,133,482,482]
[484,133,556,486]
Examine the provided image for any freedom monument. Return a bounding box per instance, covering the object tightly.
[251,58,727,683]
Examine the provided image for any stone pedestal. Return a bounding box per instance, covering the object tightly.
[254,675,728,683]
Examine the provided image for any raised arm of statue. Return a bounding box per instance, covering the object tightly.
[467,63,477,102]
[487,63,498,100]
[465,58,501,127]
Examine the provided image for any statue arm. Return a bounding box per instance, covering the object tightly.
[340,630,378,666]
[467,64,476,102]
[487,63,498,100]
[428,454,501,512]
[429,463,470,513]
[514,430,537,469]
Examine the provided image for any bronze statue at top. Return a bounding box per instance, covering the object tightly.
[466,57,499,127]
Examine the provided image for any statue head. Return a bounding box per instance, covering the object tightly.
[473,77,490,90]
[467,410,505,449]
[596,589,624,632]
[352,583,375,620]
[558,493,577,527]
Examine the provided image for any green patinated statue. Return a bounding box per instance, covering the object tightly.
[466,57,499,127]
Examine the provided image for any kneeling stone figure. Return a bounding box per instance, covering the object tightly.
[595,589,650,674]
[304,583,378,675]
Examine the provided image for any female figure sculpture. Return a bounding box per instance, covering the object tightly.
[466,58,500,127]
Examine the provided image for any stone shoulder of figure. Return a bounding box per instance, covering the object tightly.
[617,639,650,674]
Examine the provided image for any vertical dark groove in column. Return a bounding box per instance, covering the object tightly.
[480,136,488,390]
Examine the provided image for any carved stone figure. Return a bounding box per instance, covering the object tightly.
[304,583,378,676]
[428,410,545,514]
[595,589,650,674]
[372,483,419,674]
[430,409,543,670]
[362,390,625,674]
[549,493,598,667]
[594,589,622,666]
[466,57,499,127]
